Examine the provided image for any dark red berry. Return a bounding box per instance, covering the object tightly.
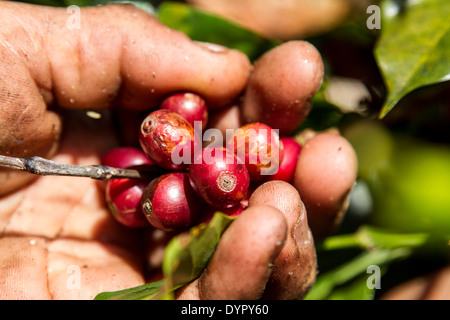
[101,146,157,171]
[141,172,204,232]
[267,137,301,182]
[196,181,258,225]
[226,122,284,181]
[105,178,149,228]
[160,92,208,130]
[189,146,250,209]
[139,109,199,171]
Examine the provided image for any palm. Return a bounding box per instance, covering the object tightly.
[0,110,148,299]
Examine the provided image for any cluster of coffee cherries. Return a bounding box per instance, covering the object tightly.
[102,92,302,233]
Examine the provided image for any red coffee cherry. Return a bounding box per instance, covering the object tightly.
[189,146,250,209]
[141,172,204,232]
[267,137,301,182]
[160,92,208,130]
[139,109,199,171]
[105,178,149,228]
[226,122,284,181]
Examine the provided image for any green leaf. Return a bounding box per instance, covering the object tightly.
[327,275,376,300]
[157,2,280,61]
[319,225,430,251]
[304,248,411,300]
[94,212,235,300]
[375,0,450,118]
[310,225,450,300]
[162,212,235,295]
[94,280,164,300]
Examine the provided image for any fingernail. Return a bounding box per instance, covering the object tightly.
[195,41,228,53]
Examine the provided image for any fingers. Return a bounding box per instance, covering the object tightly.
[80,4,250,110]
[1,2,251,111]
[292,132,358,239]
[248,180,317,300]
[0,41,62,195]
[241,40,324,135]
[177,186,316,300]
[177,205,288,300]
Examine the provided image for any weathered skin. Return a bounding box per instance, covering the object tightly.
[176,205,288,300]
[248,181,317,299]
[293,132,358,239]
[241,41,324,135]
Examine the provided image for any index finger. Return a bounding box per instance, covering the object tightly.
[2,2,251,110]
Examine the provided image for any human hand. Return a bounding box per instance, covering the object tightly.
[0,1,356,300]
[185,0,354,40]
